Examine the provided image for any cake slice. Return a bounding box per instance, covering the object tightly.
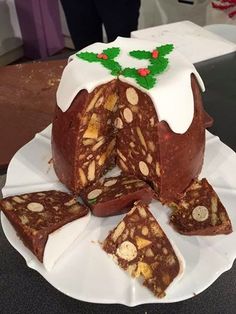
[80,174,154,217]
[102,201,184,298]
[169,178,232,235]
[0,190,90,271]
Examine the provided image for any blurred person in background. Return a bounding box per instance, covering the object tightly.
[60,0,141,50]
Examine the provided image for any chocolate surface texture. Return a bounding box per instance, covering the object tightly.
[52,75,205,203]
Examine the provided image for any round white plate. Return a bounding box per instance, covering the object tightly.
[1,125,236,305]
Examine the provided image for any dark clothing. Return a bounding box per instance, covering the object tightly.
[60,0,141,50]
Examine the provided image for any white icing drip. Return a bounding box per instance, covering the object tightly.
[43,212,90,272]
[56,37,205,134]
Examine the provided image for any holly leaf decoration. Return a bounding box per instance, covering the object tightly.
[103,47,120,59]
[136,75,156,90]
[129,50,151,59]
[101,59,122,75]
[76,51,98,62]
[156,44,174,57]
[148,57,169,75]
[122,67,137,78]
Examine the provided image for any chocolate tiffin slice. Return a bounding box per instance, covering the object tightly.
[169,178,232,235]
[102,200,184,298]
[0,190,90,271]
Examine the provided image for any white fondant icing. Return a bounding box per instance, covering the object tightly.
[43,212,91,272]
[56,37,205,134]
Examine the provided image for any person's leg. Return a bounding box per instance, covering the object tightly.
[94,0,141,42]
[60,0,103,50]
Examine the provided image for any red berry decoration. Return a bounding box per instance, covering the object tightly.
[97,53,108,60]
[137,68,150,77]
[152,50,159,59]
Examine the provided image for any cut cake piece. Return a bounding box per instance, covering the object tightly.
[0,190,90,271]
[102,201,184,298]
[80,174,154,217]
[169,178,232,235]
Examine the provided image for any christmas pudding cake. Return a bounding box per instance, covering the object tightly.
[52,37,206,203]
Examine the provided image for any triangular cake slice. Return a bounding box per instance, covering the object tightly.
[80,174,154,217]
[169,178,232,235]
[0,190,90,271]
[102,201,184,298]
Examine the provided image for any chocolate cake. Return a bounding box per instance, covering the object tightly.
[103,201,184,298]
[80,174,154,216]
[0,190,90,271]
[169,178,232,235]
[52,37,206,203]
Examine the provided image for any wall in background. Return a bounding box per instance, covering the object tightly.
[0,0,23,65]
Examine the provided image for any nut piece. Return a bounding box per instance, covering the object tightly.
[87,189,102,200]
[117,149,127,162]
[104,179,118,187]
[138,206,147,218]
[155,162,161,177]
[98,152,106,166]
[27,202,44,212]
[123,108,133,123]
[12,196,25,204]
[88,160,96,181]
[146,154,153,164]
[192,206,209,222]
[64,198,77,206]
[136,127,147,150]
[139,161,149,176]
[126,87,139,105]
[95,96,104,108]
[112,221,126,242]
[211,196,218,213]
[114,117,123,129]
[92,137,105,151]
[119,159,128,171]
[79,168,87,186]
[86,88,103,112]
[116,240,137,261]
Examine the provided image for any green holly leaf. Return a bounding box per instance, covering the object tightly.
[101,59,122,75]
[156,44,174,57]
[148,57,169,75]
[122,67,138,78]
[136,75,156,90]
[102,47,120,59]
[88,198,97,205]
[129,50,151,59]
[76,51,98,62]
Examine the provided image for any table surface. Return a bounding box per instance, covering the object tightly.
[0,51,236,314]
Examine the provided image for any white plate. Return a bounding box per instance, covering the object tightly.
[1,125,236,305]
